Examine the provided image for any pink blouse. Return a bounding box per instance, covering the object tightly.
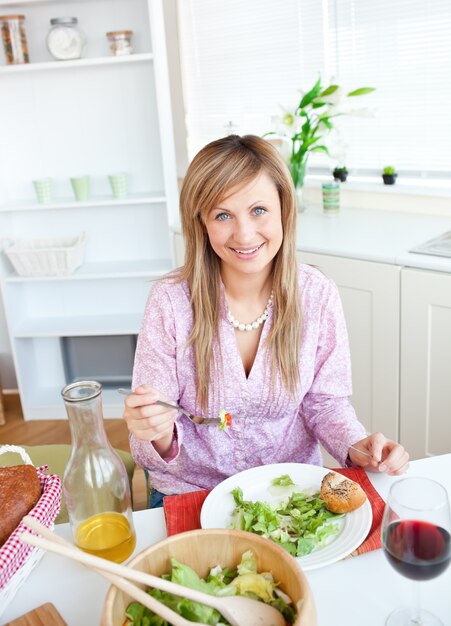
[130,264,366,494]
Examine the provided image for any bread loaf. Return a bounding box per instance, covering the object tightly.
[320,471,367,514]
[0,465,41,547]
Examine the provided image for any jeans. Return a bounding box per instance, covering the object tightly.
[150,487,166,509]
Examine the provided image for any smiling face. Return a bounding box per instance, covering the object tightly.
[204,170,283,282]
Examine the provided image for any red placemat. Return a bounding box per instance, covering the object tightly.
[163,467,384,556]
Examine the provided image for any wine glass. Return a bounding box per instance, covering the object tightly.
[381,477,451,625]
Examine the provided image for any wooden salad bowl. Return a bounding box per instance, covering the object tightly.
[102,528,317,626]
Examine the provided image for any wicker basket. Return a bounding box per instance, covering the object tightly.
[0,445,62,618]
[4,232,86,277]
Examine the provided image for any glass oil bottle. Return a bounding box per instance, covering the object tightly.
[61,380,136,563]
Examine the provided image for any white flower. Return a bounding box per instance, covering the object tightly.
[316,120,330,135]
[322,86,345,105]
[328,128,350,164]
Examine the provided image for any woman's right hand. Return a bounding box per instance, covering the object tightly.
[122,385,177,453]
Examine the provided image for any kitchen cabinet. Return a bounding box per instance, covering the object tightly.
[297,252,400,442]
[400,268,451,459]
[0,0,179,419]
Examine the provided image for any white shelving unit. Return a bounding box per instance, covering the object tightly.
[0,52,153,73]
[0,0,179,419]
[0,192,167,213]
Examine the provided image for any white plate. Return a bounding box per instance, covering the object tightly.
[200,463,373,571]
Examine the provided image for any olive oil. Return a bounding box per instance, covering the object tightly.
[61,381,136,566]
[75,511,136,563]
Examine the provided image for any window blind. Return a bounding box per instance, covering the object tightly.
[177,0,451,177]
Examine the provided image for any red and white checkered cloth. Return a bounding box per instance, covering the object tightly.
[0,465,62,589]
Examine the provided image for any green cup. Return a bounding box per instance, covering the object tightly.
[70,175,90,202]
[33,178,53,203]
[108,172,128,199]
[322,182,340,215]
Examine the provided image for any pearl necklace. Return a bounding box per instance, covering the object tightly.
[226,291,274,332]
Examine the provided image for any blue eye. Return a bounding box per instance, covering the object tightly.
[215,213,230,221]
[253,206,266,216]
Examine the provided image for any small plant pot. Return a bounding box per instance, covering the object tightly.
[382,173,397,185]
[333,170,348,183]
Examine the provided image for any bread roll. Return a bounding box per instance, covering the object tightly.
[320,471,367,514]
[0,465,41,546]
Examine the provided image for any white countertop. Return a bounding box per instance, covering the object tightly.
[296,204,451,272]
[3,454,451,626]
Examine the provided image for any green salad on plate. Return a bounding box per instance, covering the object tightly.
[229,475,344,557]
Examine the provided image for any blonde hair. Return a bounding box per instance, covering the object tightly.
[177,135,301,409]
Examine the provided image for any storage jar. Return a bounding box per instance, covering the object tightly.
[106,30,133,56]
[0,15,29,65]
[46,17,85,61]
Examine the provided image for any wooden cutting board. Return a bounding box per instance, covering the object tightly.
[4,603,67,626]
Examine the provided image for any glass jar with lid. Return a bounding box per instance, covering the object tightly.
[106,30,133,56]
[47,17,86,61]
[0,15,29,65]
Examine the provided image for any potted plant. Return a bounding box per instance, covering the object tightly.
[382,166,397,185]
[333,166,348,182]
[265,78,375,210]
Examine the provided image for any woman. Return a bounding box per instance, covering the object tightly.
[123,135,409,508]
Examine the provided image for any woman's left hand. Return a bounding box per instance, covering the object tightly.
[348,432,409,475]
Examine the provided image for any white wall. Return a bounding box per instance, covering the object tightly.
[0,292,15,388]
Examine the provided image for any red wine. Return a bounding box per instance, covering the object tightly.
[383,520,451,581]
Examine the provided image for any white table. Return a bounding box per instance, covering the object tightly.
[2,455,451,626]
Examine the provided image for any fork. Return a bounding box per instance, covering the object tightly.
[117,388,220,426]
[348,445,374,460]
